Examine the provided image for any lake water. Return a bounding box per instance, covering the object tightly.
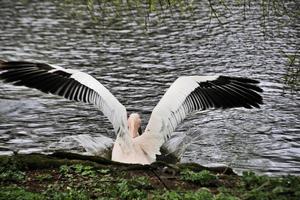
[0,0,299,175]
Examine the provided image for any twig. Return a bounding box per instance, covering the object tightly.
[150,167,170,191]
[208,0,223,25]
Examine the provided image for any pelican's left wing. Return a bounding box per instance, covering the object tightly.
[0,60,129,137]
[135,76,263,161]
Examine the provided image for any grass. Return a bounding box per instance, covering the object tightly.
[0,153,300,199]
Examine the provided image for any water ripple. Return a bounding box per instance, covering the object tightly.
[0,0,299,175]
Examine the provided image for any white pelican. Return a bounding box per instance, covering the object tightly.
[0,59,263,164]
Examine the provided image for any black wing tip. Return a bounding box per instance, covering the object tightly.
[256,87,264,93]
[242,93,264,109]
[0,59,32,69]
[220,75,263,93]
[0,60,55,72]
[195,75,264,110]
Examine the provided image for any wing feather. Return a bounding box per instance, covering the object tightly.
[137,75,263,159]
[0,60,129,139]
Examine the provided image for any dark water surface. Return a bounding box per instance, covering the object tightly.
[0,0,299,175]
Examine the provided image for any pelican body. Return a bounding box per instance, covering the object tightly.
[0,59,263,164]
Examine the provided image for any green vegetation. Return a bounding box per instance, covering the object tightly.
[0,153,299,199]
[0,187,44,200]
[284,51,300,91]
[60,0,298,25]
[180,169,217,185]
[0,155,25,182]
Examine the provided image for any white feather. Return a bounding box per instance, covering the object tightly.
[139,76,220,160]
[1,60,263,165]
[0,61,131,147]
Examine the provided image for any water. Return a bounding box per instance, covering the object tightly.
[0,0,299,175]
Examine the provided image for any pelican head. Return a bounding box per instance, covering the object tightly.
[128,113,142,138]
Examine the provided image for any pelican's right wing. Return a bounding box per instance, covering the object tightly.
[0,60,129,137]
[135,76,263,161]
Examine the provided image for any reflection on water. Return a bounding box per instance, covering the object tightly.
[0,0,299,175]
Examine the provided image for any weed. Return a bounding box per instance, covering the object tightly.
[239,171,300,200]
[0,156,25,182]
[59,164,96,177]
[184,188,214,200]
[59,165,70,175]
[0,186,43,200]
[43,184,89,200]
[152,188,215,200]
[214,192,239,200]
[241,171,268,188]
[155,190,182,200]
[71,164,96,177]
[131,176,152,189]
[0,170,25,182]
[35,174,53,182]
[181,169,217,185]
[1,154,300,200]
[115,178,147,199]
[98,168,110,174]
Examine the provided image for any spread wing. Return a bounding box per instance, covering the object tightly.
[135,75,263,160]
[0,59,129,138]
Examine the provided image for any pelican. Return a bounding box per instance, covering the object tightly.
[0,59,263,164]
